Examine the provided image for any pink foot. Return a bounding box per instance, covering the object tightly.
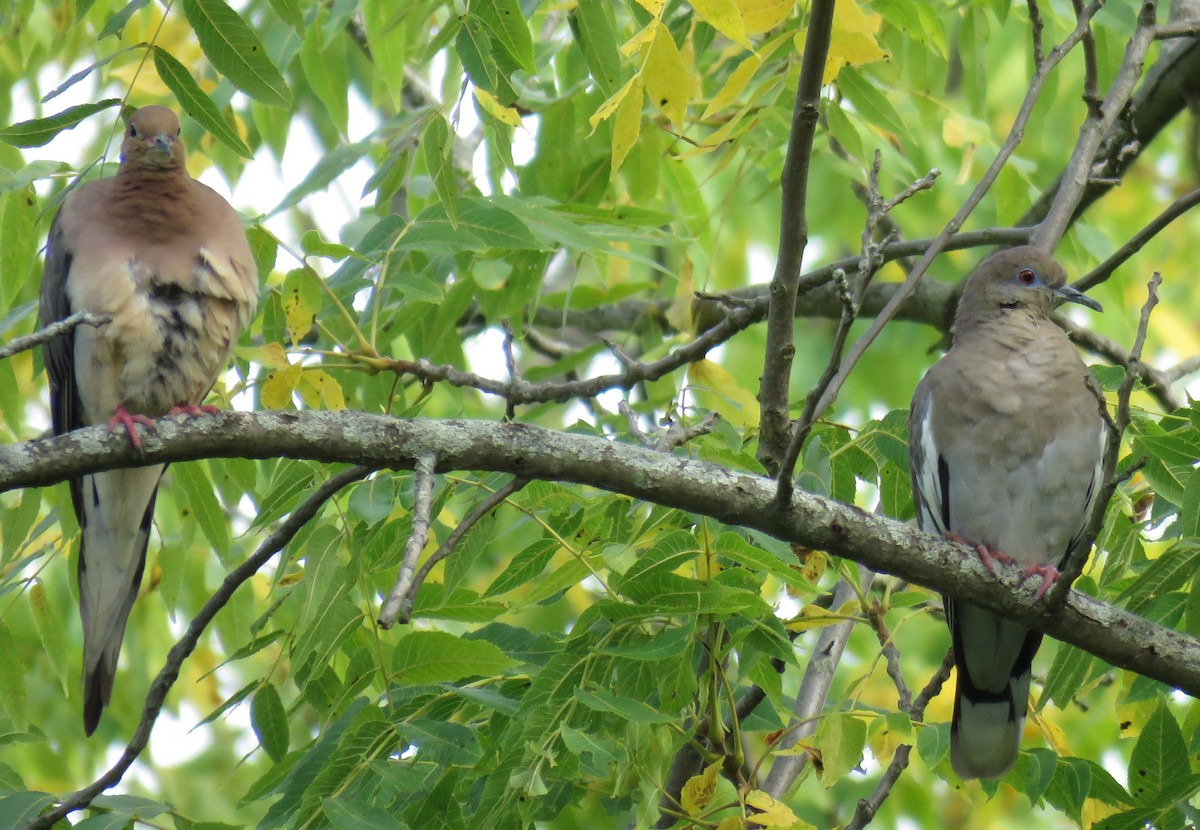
[107,405,156,450]
[1019,563,1061,600]
[168,403,221,418]
[947,533,1013,576]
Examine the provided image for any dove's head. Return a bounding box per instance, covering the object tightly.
[120,106,185,171]
[954,246,1102,334]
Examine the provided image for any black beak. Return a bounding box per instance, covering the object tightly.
[1054,283,1103,313]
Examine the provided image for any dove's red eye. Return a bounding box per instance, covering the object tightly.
[1018,269,1036,285]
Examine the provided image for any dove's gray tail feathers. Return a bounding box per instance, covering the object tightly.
[78,465,163,735]
[947,599,1042,780]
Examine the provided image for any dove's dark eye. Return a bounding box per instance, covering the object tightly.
[1018,269,1036,285]
[128,124,138,137]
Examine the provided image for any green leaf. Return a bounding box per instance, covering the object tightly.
[573,686,675,723]
[483,538,557,598]
[1129,700,1190,804]
[152,47,253,158]
[0,187,37,309]
[471,0,534,73]
[251,683,290,762]
[392,630,518,685]
[569,0,622,96]
[0,793,56,828]
[455,15,499,93]
[0,99,121,148]
[99,0,150,38]
[0,625,26,729]
[595,620,695,661]
[180,0,293,107]
[815,712,868,785]
[171,461,232,558]
[267,0,305,35]
[421,115,459,227]
[28,583,68,694]
[299,12,350,132]
[323,796,405,830]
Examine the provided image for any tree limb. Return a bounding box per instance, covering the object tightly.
[5,411,1200,696]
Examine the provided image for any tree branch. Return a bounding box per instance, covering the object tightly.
[6,411,1199,696]
[757,0,837,474]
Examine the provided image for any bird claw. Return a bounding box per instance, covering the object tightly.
[168,402,221,418]
[107,405,156,450]
[1019,563,1061,600]
[947,533,1013,576]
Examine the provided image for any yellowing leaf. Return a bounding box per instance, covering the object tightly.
[590,74,641,131]
[635,0,666,14]
[262,363,302,410]
[800,548,828,583]
[1082,796,1123,828]
[620,20,659,57]
[664,257,694,332]
[745,790,807,826]
[299,369,347,410]
[280,268,322,347]
[642,21,689,126]
[800,0,890,84]
[610,77,644,175]
[681,759,722,814]
[1034,711,1070,755]
[941,112,988,148]
[734,0,794,35]
[473,87,522,127]
[688,358,761,427]
[703,55,761,119]
[252,342,291,369]
[690,0,750,47]
[716,818,745,830]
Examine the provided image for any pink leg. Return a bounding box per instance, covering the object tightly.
[947,533,1013,576]
[107,405,156,450]
[168,403,221,417]
[1019,563,1061,600]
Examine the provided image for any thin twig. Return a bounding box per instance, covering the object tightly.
[842,651,954,830]
[396,476,529,624]
[1052,272,1162,602]
[1076,185,1200,291]
[776,162,938,498]
[1031,1,1160,248]
[24,464,373,830]
[1155,18,1200,37]
[378,454,438,628]
[0,310,109,361]
[773,2,1105,509]
[382,302,762,405]
[760,575,865,797]
[1062,318,1179,411]
[868,602,912,712]
[1027,0,1045,67]
[757,0,838,475]
[502,319,518,421]
[1073,0,1102,116]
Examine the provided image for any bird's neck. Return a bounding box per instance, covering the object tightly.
[109,167,197,239]
[952,307,1065,351]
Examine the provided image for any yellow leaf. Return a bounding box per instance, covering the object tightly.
[681,759,722,814]
[298,369,346,411]
[252,342,291,369]
[734,0,794,35]
[262,363,302,410]
[687,358,761,427]
[745,790,808,827]
[703,54,761,119]
[1082,796,1123,829]
[800,0,889,84]
[799,548,827,583]
[716,818,745,830]
[664,257,694,332]
[787,598,857,632]
[620,20,659,57]
[642,21,689,126]
[473,87,522,127]
[1034,711,1070,756]
[590,74,641,131]
[635,0,666,15]
[690,0,750,47]
[610,77,644,175]
[280,268,322,348]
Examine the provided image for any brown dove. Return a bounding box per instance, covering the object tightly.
[39,105,258,734]
[908,247,1106,779]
